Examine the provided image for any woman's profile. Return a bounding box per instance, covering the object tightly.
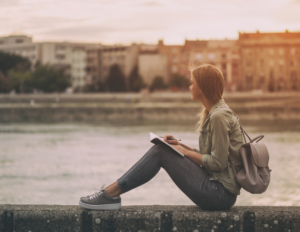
[79,64,244,211]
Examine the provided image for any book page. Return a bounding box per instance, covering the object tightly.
[150,132,184,157]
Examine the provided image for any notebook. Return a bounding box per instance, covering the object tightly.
[150,132,184,157]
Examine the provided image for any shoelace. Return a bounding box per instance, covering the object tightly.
[89,184,106,200]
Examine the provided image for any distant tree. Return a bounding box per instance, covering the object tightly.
[0,51,31,75]
[0,52,32,93]
[170,74,189,90]
[84,79,106,92]
[150,76,168,92]
[128,66,147,92]
[0,70,10,93]
[106,64,126,92]
[6,69,32,93]
[30,64,71,92]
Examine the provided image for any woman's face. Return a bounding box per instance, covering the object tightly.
[189,75,204,102]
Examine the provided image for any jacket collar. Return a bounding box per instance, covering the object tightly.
[207,98,226,118]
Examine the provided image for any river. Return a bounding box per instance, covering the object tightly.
[1,120,300,207]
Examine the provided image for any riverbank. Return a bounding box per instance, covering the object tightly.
[1,205,299,232]
[0,92,299,122]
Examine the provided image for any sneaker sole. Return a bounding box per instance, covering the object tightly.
[79,200,121,210]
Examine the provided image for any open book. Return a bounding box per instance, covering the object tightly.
[150,132,184,157]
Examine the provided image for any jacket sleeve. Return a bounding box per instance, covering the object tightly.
[201,110,231,172]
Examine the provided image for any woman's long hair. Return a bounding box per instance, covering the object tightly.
[192,64,225,131]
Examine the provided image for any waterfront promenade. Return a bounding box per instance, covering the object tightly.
[0,92,299,123]
[1,204,300,232]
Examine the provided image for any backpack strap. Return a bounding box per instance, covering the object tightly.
[218,105,253,143]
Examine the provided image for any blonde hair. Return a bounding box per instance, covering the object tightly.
[192,64,225,131]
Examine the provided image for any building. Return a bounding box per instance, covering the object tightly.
[239,30,300,91]
[155,39,240,91]
[0,35,101,90]
[85,48,101,87]
[138,44,168,86]
[36,42,100,90]
[99,44,139,90]
[182,39,240,91]
[157,40,184,83]
[0,35,39,68]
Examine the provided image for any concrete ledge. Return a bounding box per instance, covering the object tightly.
[1,205,300,232]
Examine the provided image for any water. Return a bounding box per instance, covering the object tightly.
[1,121,300,206]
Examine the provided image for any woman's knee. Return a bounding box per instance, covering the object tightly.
[150,144,170,155]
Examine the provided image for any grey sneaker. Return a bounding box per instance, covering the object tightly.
[79,185,121,210]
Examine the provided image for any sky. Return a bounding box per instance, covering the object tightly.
[0,0,300,45]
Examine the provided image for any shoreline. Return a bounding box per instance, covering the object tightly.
[0,92,299,123]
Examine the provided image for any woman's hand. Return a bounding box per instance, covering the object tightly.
[169,144,190,156]
[163,135,180,145]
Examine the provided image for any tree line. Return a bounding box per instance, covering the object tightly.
[0,52,189,93]
[0,52,70,93]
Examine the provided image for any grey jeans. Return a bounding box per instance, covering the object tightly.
[117,144,237,210]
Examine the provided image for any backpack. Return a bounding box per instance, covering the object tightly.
[227,108,271,194]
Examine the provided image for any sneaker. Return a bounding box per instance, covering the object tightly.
[79,185,121,210]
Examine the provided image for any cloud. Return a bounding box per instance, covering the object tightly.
[138,1,162,7]
[1,0,300,44]
[0,0,19,6]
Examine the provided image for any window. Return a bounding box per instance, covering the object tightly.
[55,45,65,50]
[290,71,298,90]
[279,48,284,55]
[260,59,264,67]
[56,54,65,60]
[269,48,274,55]
[172,65,178,73]
[195,53,202,60]
[246,61,252,67]
[208,53,215,60]
[290,60,296,67]
[291,48,296,55]
[15,39,24,43]
[172,48,177,54]
[279,59,284,66]
[269,60,274,66]
[232,63,238,69]
[221,53,226,59]
[246,74,253,90]
[222,63,226,70]
[259,76,265,85]
[259,49,264,55]
[291,71,297,81]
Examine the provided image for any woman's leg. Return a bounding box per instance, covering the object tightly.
[109,144,236,210]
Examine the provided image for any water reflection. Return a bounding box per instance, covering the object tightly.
[0,120,299,206]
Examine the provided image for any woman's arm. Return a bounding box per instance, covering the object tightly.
[178,142,194,151]
[166,143,203,165]
[185,150,203,165]
[163,134,203,165]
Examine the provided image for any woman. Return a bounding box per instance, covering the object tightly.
[79,64,244,211]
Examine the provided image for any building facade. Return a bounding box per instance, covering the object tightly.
[0,35,39,68]
[157,40,184,83]
[182,39,240,91]
[0,35,101,90]
[99,44,139,90]
[239,31,300,91]
[138,44,168,86]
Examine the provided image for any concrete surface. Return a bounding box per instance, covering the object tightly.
[1,205,300,232]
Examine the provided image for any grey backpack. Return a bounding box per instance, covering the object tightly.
[228,109,271,194]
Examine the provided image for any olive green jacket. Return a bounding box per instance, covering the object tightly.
[194,99,244,195]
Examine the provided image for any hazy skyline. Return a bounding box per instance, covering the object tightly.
[1,0,300,45]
